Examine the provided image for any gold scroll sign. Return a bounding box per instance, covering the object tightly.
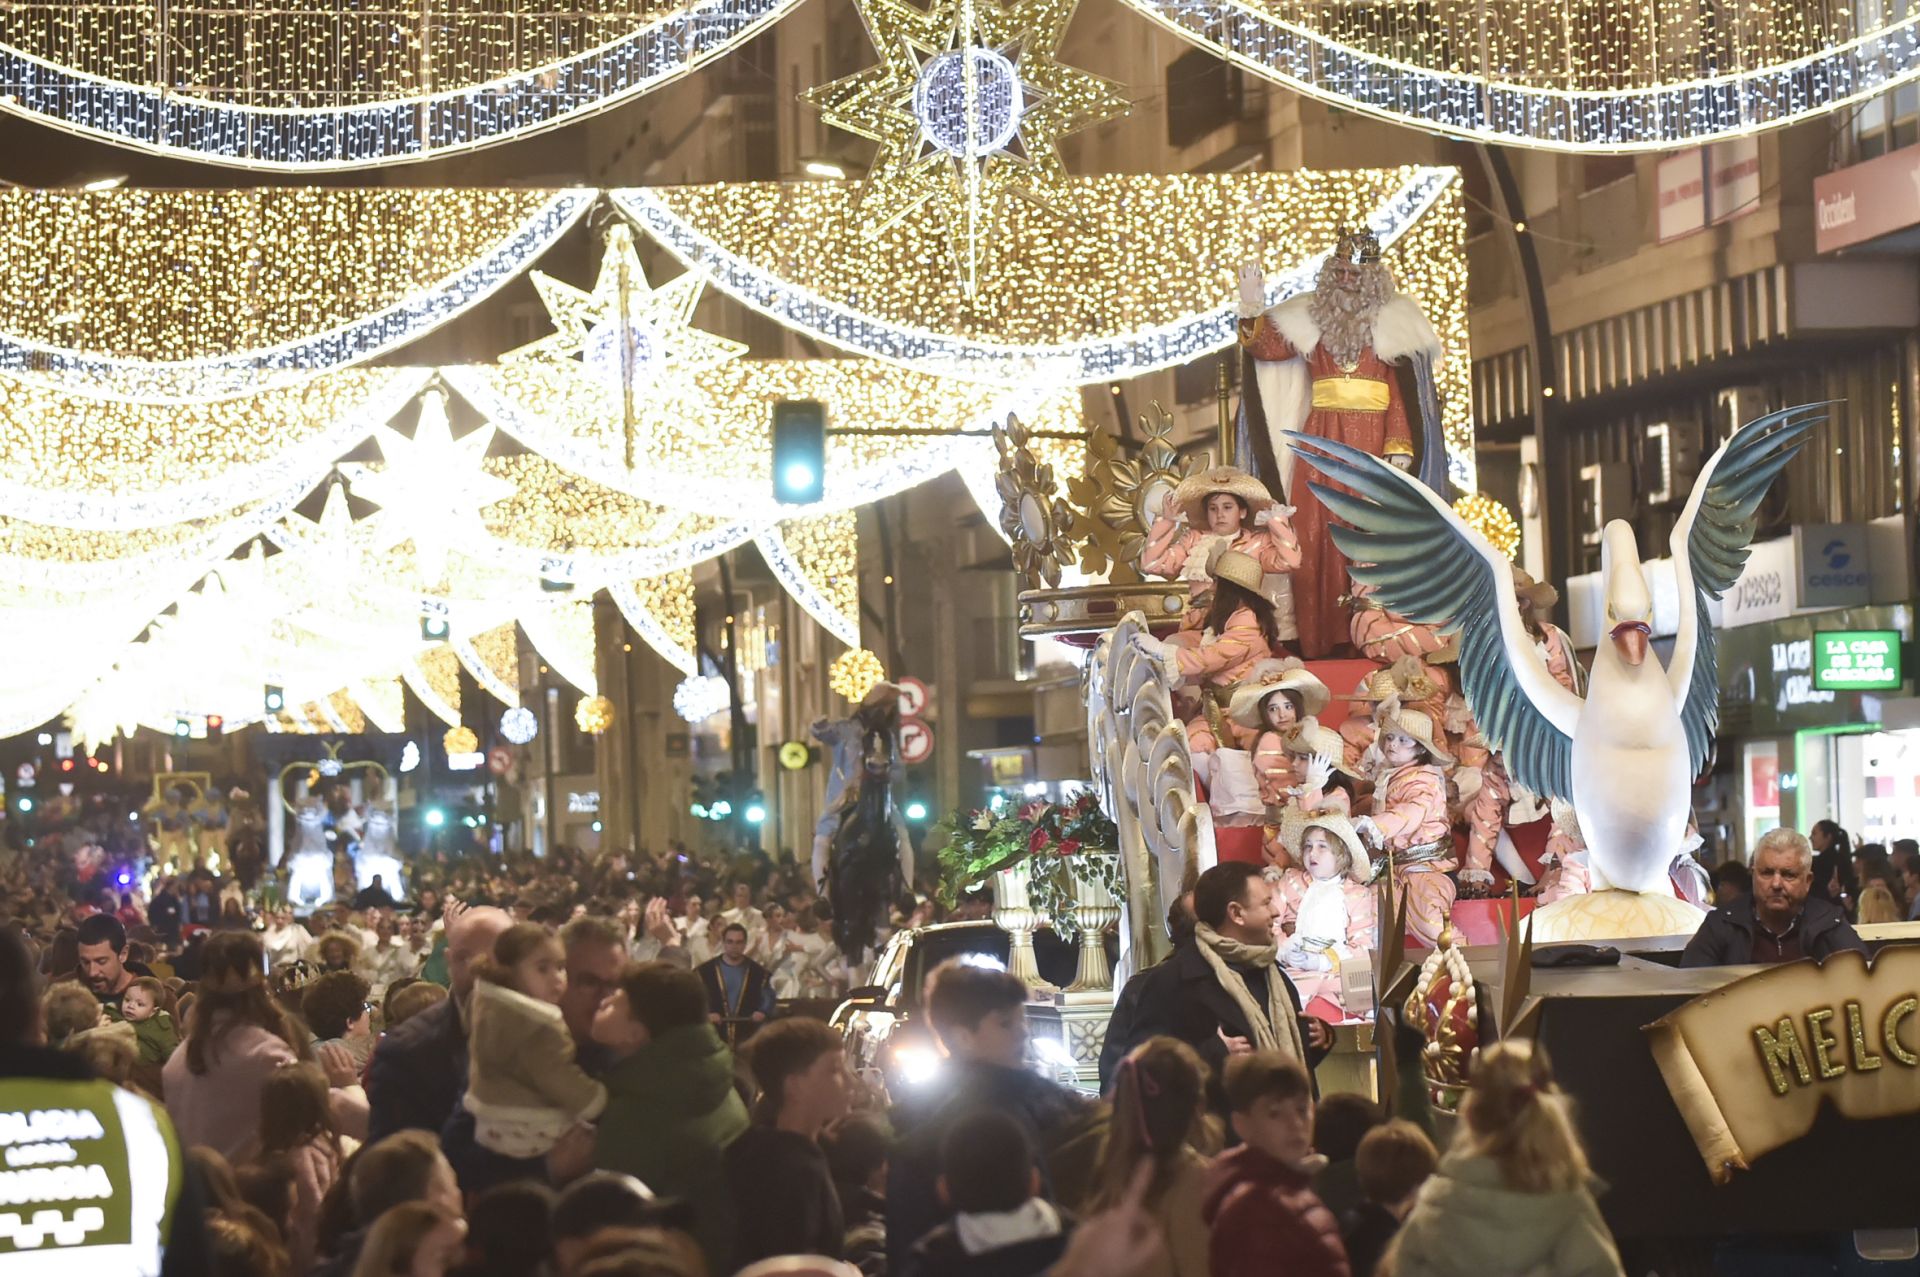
[1646,947,1920,1184]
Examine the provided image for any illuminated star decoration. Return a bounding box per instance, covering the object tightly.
[802,0,1128,291]
[342,390,515,589]
[508,222,746,464]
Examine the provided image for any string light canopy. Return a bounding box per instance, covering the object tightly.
[1115,0,1920,151]
[0,188,590,402]
[757,512,861,649]
[612,571,698,676]
[612,167,1463,389]
[0,0,808,168]
[801,0,1128,291]
[0,368,432,531]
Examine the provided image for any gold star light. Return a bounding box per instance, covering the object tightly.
[342,390,515,589]
[508,223,746,465]
[803,0,1128,290]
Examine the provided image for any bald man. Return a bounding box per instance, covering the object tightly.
[366,905,512,1142]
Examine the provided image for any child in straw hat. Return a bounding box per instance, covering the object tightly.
[1226,660,1331,810]
[1272,809,1377,1019]
[1353,697,1457,948]
[1141,465,1300,629]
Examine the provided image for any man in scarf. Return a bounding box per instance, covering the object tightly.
[1237,229,1447,658]
[1104,861,1332,1118]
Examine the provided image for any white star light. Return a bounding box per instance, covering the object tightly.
[344,390,514,588]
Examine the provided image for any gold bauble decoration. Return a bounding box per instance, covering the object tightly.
[575,694,616,735]
[828,648,887,702]
[1452,492,1521,563]
[443,725,478,754]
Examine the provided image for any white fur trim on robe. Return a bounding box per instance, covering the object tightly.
[1250,292,1444,499]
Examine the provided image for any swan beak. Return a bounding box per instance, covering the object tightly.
[1610,621,1651,667]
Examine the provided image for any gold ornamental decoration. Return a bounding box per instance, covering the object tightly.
[993,415,1075,590]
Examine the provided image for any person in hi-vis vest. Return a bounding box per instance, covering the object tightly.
[0,927,200,1276]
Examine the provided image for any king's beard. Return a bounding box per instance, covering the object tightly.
[1309,260,1392,366]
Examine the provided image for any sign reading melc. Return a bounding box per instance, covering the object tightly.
[1647,947,1920,1183]
[1811,630,1902,692]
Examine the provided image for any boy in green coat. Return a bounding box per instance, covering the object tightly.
[590,960,750,1273]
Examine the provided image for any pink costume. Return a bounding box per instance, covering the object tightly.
[1252,724,1310,809]
[1167,605,1274,754]
[1142,519,1302,597]
[1462,623,1581,880]
[1275,867,1377,1015]
[1348,579,1454,666]
[1367,764,1455,946]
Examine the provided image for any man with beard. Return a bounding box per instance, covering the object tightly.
[73,912,152,1017]
[1237,230,1446,658]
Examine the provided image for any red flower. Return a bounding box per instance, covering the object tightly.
[1017,801,1046,823]
[1058,838,1081,857]
[1029,827,1051,854]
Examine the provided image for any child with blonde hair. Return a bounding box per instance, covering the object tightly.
[464,922,607,1159]
[1381,1040,1624,1277]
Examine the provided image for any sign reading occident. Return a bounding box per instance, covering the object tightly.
[1647,947,1920,1183]
[1813,141,1920,254]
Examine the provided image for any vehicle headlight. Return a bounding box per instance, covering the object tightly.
[891,1044,943,1086]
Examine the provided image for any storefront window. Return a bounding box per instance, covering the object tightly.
[1743,740,1781,853]
[1852,730,1920,844]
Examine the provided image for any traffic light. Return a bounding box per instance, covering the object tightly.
[771,400,826,504]
[206,714,223,738]
[264,684,285,714]
[421,613,450,641]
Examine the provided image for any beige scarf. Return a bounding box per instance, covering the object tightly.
[1194,922,1306,1065]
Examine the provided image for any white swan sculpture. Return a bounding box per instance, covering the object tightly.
[1287,405,1821,940]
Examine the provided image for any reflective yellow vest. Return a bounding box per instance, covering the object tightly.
[0,1077,183,1276]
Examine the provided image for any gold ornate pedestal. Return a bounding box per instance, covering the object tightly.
[1018,582,1190,643]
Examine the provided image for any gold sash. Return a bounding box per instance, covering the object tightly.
[1311,376,1391,412]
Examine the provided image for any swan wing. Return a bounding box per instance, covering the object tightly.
[1668,405,1825,777]
[1289,433,1581,801]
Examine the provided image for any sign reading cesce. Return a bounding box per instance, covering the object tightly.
[1648,948,1920,1183]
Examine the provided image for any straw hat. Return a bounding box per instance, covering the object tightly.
[1227,660,1331,728]
[1386,655,1448,704]
[1209,547,1264,595]
[1172,465,1272,526]
[1284,722,1365,780]
[1372,696,1455,766]
[1512,567,1559,613]
[1348,667,1402,702]
[1277,806,1369,882]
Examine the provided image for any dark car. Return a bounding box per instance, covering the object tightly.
[829,919,1103,1100]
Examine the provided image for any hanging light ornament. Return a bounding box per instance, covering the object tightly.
[828,648,887,702]
[443,725,479,755]
[1452,493,1522,563]
[575,695,616,735]
[673,674,732,724]
[499,706,538,745]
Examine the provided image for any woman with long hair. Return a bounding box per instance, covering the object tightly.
[1810,819,1858,911]
[1135,550,1282,761]
[1084,1038,1216,1277]
[162,930,309,1160]
[1382,1040,1624,1277]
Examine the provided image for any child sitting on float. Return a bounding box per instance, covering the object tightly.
[1133,548,1280,779]
[1225,660,1332,810]
[1354,696,1457,948]
[1260,723,1364,872]
[1272,808,1377,1021]
[1141,465,1300,636]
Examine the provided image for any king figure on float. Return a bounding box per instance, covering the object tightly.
[1237,229,1447,658]
[1286,406,1822,941]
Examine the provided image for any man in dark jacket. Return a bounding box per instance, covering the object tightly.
[1682,828,1866,967]
[1105,863,1333,1116]
[364,905,510,1140]
[697,923,774,1047]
